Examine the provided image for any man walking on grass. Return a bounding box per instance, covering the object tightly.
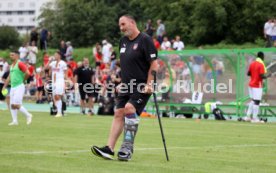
[91,14,159,161]
[2,50,32,125]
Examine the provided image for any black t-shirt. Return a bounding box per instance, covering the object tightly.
[119,32,157,88]
[145,23,154,37]
[74,66,94,84]
[2,71,10,88]
[30,31,38,42]
[111,51,116,61]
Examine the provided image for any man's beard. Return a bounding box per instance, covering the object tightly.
[123,30,132,37]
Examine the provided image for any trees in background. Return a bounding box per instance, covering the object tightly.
[0,26,21,50]
[39,0,276,47]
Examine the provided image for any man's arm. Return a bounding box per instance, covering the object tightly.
[144,59,159,93]
[18,62,30,82]
[260,73,271,79]
[74,74,78,84]
[64,69,68,80]
[2,75,10,90]
[24,70,30,82]
[45,59,53,70]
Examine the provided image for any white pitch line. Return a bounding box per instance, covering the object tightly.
[1,144,276,155]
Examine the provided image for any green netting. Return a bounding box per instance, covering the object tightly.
[146,48,276,117]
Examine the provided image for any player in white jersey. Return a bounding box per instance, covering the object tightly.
[47,51,68,117]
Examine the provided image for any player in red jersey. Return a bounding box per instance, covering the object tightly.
[244,52,271,123]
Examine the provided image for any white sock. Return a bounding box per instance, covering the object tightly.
[246,101,254,117]
[56,100,62,114]
[252,104,260,119]
[19,106,31,117]
[10,108,18,123]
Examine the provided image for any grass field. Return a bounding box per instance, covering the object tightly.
[0,110,276,173]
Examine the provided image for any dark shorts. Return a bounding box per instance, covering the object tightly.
[37,86,44,92]
[95,62,101,67]
[116,92,151,115]
[27,76,34,84]
[79,85,95,100]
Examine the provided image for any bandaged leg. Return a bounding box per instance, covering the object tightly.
[118,113,140,160]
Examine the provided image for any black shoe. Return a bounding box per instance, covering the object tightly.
[88,109,94,115]
[82,110,86,115]
[117,142,133,161]
[91,145,114,160]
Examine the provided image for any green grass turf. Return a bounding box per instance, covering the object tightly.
[0,110,276,173]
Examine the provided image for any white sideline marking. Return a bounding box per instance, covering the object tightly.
[1,144,276,155]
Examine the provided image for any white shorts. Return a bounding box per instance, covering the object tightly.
[248,87,263,100]
[10,84,25,105]
[52,82,65,96]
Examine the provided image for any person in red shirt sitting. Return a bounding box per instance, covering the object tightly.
[245,52,271,123]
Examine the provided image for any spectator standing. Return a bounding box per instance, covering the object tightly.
[102,40,113,64]
[156,19,166,44]
[144,19,154,37]
[74,58,95,115]
[27,41,38,64]
[30,28,38,46]
[65,41,74,61]
[40,28,49,50]
[264,19,273,48]
[18,43,29,62]
[59,40,67,61]
[270,19,276,47]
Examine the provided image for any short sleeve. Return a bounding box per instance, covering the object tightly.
[260,64,265,75]
[142,34,158,62]
[18,62,27,72]
[62,61,68,71]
